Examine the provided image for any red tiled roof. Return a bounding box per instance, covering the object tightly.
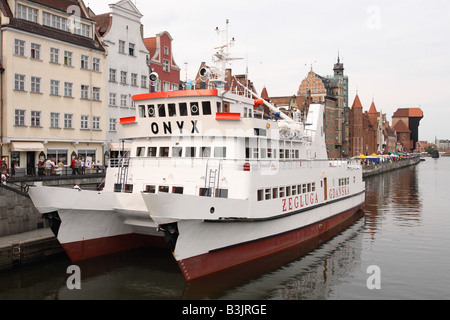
[143,37,157,57]
[91,13,111,36]
[393,108,423,118]
[351,95,363,108]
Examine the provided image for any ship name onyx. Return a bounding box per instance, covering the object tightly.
[149,120,200,135]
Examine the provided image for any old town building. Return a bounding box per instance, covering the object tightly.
[391,108,423,152]
[91,0,150,157]
[1,0,107,174]
[143,31,181,92]
[297,57,348,158]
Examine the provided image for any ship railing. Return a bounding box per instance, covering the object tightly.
[108,157,361,173]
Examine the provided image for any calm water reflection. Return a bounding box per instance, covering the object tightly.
[1,157,449,300]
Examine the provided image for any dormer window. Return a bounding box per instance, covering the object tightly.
[17,4,38,23]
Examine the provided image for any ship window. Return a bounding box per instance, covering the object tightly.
[279,149,284,159]
[136,147,145,157]
[297,185,302,194]
[168,103,176,117]
[158,104,166,117]
[261,148,267,158]
[158,186,169,193]
[216,102,222,113]
[124,184,133,193]
[172,147,182,157]
[148,105,156,117]
[291,185,297,196]
[190,102,199,116]
[285,150,290,159]
[172,186,184,194]
[202,101,211,115]
[312,183,316,192]
[253,148,259,159]
[223,102,230,113]
[185,147,196,158]
[302,184,307,193]
[179,102,188,116]
[245,147,251,159]
[272,188,278,199]
[200,188,212,197]
[286,186,291,197]
[257,189,264,201]
[147,147,157,157]
[265,189,271,200]
[145,185,156,193]
[114,184,121,192]
[159,147,169,157]
[200,147,211,157]
[279,186,285,198]
[214,147,226,158]
[139,105,146,117]
[307,183,311,192]
[216,189,228,198]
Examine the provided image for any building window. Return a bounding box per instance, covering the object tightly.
[50,80,60,95]
[64,51,73,66]
[129,43,135,56]
[120,94,127,107]
[109,118,116,131]
[119,40,125,54]
[81,115,89,129]
[50,112,60,128]
[131,73,137,86]
[141,75,147,88]
[15,74,26,91]
[31,77,41,93]
[163,81,170,91]
[64,82,73,97]
[93,57,100,72]
[109,93,116,106]
[16,4,38,23]
[120,71,127,84]
[92,116,100,130]
[81,55,89,69]
[50,48,59,63]
[81,85,89,99]
[164,46,169,55]
[47,149,68,165]
[15,110,26,126]
[14,39,25,56]
[163,59,170,72]
[31,111,41,127]
[30,43,41,59]
[109,69,116,82]
[92,87,100,101]
[64,114,73,128]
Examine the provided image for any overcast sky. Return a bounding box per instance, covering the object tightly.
[88,0,450,142]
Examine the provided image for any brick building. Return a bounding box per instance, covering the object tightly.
[348,95,377,156]
[143,31,181,92]
[391,108,423,152]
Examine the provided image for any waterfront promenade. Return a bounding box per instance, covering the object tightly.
[0,155,420,271]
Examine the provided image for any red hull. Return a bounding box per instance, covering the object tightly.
[178,205,363,281]
[62,233,167,262]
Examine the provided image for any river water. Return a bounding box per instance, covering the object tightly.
[1,157,449,300]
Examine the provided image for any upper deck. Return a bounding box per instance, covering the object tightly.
[118,89,281,141]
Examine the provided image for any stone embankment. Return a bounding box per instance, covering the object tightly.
[362,155,421,179]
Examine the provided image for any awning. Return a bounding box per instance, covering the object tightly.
[108,142,132,151]
[11,141,44,152]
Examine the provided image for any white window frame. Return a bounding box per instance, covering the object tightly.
[14,74,26,91]
[14,39,25,56]
[80,115,89,129]
[50,80,60,95]
[31,76,41,93]
[50,47,59,63]
[50,112,60,128]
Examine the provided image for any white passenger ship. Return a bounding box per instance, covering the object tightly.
[136,26,365,281]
